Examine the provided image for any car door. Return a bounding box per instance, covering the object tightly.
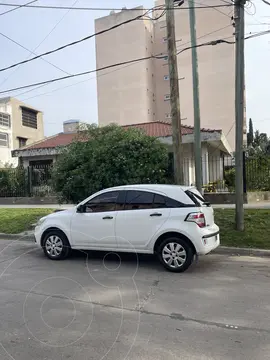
[115,190,170,251]
[70,191,119,249]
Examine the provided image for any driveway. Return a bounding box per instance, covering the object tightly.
[0,240,270,359]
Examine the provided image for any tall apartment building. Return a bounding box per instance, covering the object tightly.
[95,0,245,150]
[0,97,44,167]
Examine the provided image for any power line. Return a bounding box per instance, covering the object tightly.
[0,0,80,88]
[20,60,139,101]
[8,27,270,99]
[262,0,270,6]
[0,7,160,74]
[176,24,233,49]
[20,25,235,101]
[245,28,270,39]
[0,3,233,11]
[0,39,235,95]
[0,32,70,76]
[0,0,37,16]
[0,55,156,95]
[12,7,167,99]
[13,27,270,100]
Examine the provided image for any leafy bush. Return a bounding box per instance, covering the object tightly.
[224,156,270,192]
[0,167,27,197]
[224,168,235,192]
[51,124,170,203]
[246,156,270,191]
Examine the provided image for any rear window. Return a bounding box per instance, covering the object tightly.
[185,190,208,206]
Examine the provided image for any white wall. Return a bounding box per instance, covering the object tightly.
[0,102,17,167]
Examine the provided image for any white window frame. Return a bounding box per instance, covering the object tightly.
[164,75,169,80]
[164,94,171,101]
[0,112,10,128]
[0,132,8,147]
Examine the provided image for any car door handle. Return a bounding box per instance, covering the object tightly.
[103,216,113,220]
[150,213,162,217]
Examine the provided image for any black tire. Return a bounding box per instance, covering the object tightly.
[42,230,71,260]
[157,236,194,272]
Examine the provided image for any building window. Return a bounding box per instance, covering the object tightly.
[0,112,10,127]
[22,107,38,129]
[165,113,172,119]
[164,75,169,80]
[164,56,168,61]
[160,21,166,29]
[18,137,27,148]
[163,37,167,42]
[0,132,8,147]
[164,94,171,101]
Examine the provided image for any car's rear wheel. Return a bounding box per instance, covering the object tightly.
[157,237,194,272]
[43,230,71,260]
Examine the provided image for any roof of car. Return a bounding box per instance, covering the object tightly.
[104,184,194,192]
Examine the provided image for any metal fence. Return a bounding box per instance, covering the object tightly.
[0,155,269,197]
[0,164,54,197]
[202,155,270,193]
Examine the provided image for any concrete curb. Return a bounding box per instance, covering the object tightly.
[0,231,35,241]
[213,246,270,257]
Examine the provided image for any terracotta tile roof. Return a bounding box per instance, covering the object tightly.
[20,121,221,151]
[25,132,77,150]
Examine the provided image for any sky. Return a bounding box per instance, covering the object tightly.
[0,0,270,137]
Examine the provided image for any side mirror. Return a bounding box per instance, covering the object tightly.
[76,205,85,213]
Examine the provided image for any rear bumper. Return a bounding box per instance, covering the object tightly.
[194,224,220,255]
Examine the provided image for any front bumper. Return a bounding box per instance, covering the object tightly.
[34,226,43,247]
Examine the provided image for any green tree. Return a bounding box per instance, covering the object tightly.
[247,118,254,147]
[52,124,170,203]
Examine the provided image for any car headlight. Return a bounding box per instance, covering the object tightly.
[36,217,47,227]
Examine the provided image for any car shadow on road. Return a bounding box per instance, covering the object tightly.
[70,249,161,270]
[65,249,219,274]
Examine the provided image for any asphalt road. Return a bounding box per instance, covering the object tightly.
[0,240,270,360]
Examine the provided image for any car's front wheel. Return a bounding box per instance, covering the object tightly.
[157,237,194,272]
[43,230,71,260]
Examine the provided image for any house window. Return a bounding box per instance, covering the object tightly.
[164,56,168,61]
[164,75,169,80]
[0,112,10,127]
[22,107,38,129]
[165,113,171,119]
[18,137,27,148]
[0,132,8,147]
[164,94,171,101]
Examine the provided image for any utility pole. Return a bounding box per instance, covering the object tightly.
[234,0,245,231]
[165,0,184,184]
[188,0,202,193]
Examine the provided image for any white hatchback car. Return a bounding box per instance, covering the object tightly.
[35,184,220,272]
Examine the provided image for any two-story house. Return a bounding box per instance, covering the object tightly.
[0,97,44,167]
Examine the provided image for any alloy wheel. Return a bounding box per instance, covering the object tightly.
[45,235,64,258]
[162,242,187,269]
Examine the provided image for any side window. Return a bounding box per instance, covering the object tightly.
[85,191,119,213]
[153,194,167,209]
[124,191,154,210]
[166,197,185,208]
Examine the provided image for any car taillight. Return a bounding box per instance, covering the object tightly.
[185,212,206,228]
